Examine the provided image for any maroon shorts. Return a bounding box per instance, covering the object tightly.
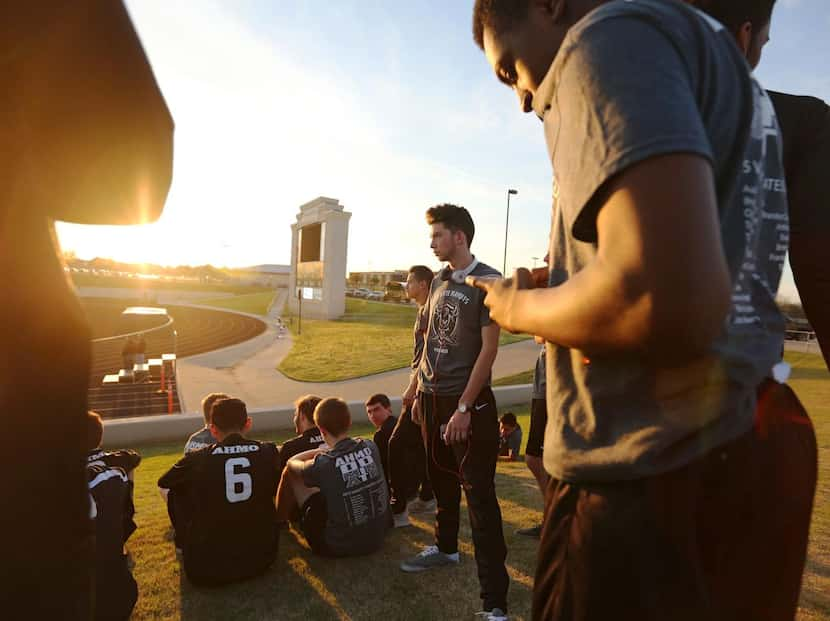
[533,380,817,621]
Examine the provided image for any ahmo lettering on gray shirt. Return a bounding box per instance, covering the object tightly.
[418,261,500,395]
[535,0,787,482]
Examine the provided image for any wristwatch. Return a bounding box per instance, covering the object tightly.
[458,402,469,414]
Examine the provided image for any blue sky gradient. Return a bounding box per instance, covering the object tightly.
[57,0,829,301]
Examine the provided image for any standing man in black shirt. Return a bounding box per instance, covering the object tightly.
[392,265,436,517]
[279,394,325,470]
[400,204,509,621]
[86,412,139,621]
[158,398,280,586]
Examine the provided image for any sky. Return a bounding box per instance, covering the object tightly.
[55,0,830,302]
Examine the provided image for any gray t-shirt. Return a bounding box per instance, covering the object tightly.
[534,0,787,482]
[417,261,500,395]
[410,303,429,381]
[184,427,214,454]
[532,346,546,400]
[301,437,389,556]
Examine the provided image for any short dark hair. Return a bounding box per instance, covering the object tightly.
[689,0,777,36]
[473,0,531,49]
[408,265,434,286]
[86,410,104,451]
[211,398,248,432]
[201,392,230,425]
[365,393,391,409]
[499,412,518,427]
[426,204,475,247]
[314,397,352,437]
[294,394,322,424]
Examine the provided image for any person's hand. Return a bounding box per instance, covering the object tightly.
[411,398,423,426]
[444,409,471,445]
[467,268,535,334]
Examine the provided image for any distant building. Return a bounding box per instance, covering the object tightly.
[348,270,407,289]
[236,264,290,287]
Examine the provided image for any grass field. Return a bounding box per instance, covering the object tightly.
[72,272,273,295]
[195,291,276,316]
[124,352,828,620]
[279,298,529,382]
[493,369,534,387]
[129,407,536,621]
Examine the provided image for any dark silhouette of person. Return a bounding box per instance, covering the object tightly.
[1,2,173,618]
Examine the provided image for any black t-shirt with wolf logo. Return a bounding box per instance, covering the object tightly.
[418,261,500,395]
[301,437,389,556]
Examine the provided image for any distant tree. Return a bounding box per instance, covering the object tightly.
[370,275,380,287]
[349,272,361,286]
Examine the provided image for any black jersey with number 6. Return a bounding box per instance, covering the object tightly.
[158,434,280,585]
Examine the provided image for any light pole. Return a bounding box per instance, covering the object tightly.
[503,189,518,275]
[532,256,540,269]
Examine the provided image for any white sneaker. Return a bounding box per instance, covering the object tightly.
[393,509,411,528]
[400,545,460,572]
[407,497,436,514]
[476,608,508,621]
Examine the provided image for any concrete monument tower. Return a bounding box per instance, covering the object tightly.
[287,197,351,320]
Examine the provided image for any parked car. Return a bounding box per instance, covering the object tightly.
[366,290,383,301]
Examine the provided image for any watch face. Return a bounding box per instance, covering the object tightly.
[458,403,468,413]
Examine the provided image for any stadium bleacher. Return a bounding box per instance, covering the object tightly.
[83,299,266,418]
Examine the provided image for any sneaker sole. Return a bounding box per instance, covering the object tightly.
[399,559,459,573]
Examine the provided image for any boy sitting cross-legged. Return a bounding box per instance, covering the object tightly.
[158,397,280,586]
[276,397,390,557]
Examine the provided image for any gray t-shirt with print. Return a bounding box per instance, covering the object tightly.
[417,260,500,395]
[301,437,389,556]
[184,427,214,454]
[534,0,787,481]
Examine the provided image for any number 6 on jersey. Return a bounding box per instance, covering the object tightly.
[225,457,252,503]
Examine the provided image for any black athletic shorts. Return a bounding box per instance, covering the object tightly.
[300,492,332,556]
[525,398,547,458]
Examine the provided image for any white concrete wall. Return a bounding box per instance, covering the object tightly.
[102,384,533,448]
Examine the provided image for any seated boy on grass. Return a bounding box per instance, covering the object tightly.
[158,397,280,587]
[86,411,140,621]
[276,397,390,557]
[498,412,522,462]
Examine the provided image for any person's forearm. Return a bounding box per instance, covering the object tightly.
[286,449,320,474]
[503,257,726,360]
[460,341,498,406]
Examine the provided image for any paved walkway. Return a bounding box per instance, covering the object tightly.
[176,289,539,413]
